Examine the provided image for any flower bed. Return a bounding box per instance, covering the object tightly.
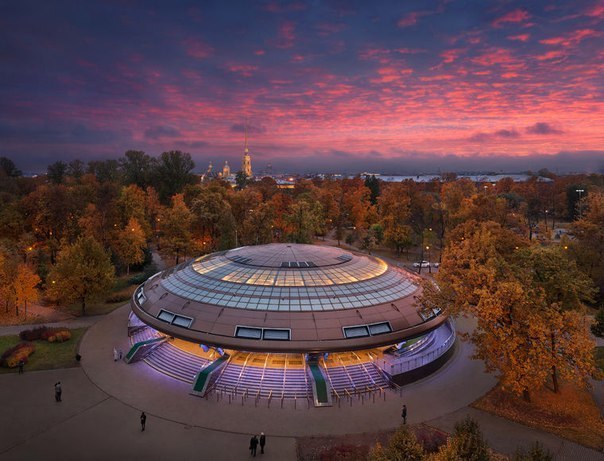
[1,342,36,368]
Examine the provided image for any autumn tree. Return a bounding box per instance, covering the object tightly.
[571,192,604,299]
[160,194,193,264]
[285,196,323,243]
[424,220,596,400]
[47,161,68,184]
[113,217,147,274]
[120,150,156,189]
[87,159,121,183]
[519,246,596,392]
[0,250,18,314]
[47,237,115,316]
[379,183,412,255]
[13,263,40,317]
[421,221,538,398]
[154,150,196,202]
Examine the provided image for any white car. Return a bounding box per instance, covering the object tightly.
[413,261,431,268]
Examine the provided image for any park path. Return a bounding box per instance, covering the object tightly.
[0,315,106,336]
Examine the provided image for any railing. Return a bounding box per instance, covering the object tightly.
[385,326,456,376]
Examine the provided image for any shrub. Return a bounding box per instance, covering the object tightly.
[1,342,35,368]
[48,330,71,343]
[415,426,448,454]
[19,326,48,341]
[368,427,426,461]
[432,416,490,461]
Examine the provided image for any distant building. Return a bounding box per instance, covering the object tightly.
[222,161,231,178]
[242,124,252,177]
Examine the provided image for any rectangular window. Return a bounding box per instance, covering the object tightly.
[235,326,262,339]
[172,315,193,328]
[157,310,175,323]
[343,325,370,338]
[262,329,291,341]
[368,322,392,335]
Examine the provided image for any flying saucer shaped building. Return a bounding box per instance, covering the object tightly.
[129,244,455,405]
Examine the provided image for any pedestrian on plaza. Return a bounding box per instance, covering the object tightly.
[18,360,24,374]
[259,432,266,454]
[54,381,62,402]
[249,434,258,457]
[118,349,123,360]
[140,411,146,431]
[113,347,119,361]
[401,404,407,424]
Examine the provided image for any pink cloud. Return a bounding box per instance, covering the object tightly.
[182,38,213,59]
[536,50,567,61]
[226,64,258,78]
[440,48,464,64]
[254,49,265,56]
[275,21,296,49]
[585,3,604,18]
[540,29,600,47]
[471,48,515,66]
[492,9,530,27]
[398,12,420,28]
[370,66,413,84]
[508,33,530,42]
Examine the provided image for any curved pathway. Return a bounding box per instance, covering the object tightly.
[1,303,602,459]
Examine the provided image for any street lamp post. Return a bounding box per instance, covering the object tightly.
[576,189,585,219]
[426,245,431,273]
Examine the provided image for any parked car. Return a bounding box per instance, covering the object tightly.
[432,262,440,268]
[413,261,431,268]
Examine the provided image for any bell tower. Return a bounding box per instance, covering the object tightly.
[242,123,252,177]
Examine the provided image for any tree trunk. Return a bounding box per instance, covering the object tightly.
[81,297,86,316]
[522,388,531,403]
[551,365,559,393]
[175,248,180,265]
[551,333,559,393]
[127,264,130,275]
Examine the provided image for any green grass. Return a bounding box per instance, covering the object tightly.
[595,347,604,373]
[0,328,87,373]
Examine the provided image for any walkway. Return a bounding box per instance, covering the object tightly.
[0,306,602,459]
[0,315,105,337]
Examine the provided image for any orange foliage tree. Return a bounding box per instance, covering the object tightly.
[423,220,596,401]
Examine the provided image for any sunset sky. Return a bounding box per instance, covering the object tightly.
[1,1,603,174]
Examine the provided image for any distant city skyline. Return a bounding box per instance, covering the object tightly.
[1,1,603,174]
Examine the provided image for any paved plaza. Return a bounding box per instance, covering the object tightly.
[0,305,602,460]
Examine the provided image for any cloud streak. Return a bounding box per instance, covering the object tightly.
[0,0,602,174]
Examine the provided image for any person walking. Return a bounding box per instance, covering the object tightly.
[249,434,258,457]
[259,432,266,454]
[401,404,407,424]
[54,381,62,402]
[113,347,119,361]
[140,411,147,431]
[18,360,24,374]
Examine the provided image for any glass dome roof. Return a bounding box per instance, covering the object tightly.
[160,244,419,312]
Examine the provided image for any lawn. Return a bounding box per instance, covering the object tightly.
[0,328,87,373]
[473,383,604,450]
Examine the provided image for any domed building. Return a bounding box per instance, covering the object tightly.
[128,244,454,406]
